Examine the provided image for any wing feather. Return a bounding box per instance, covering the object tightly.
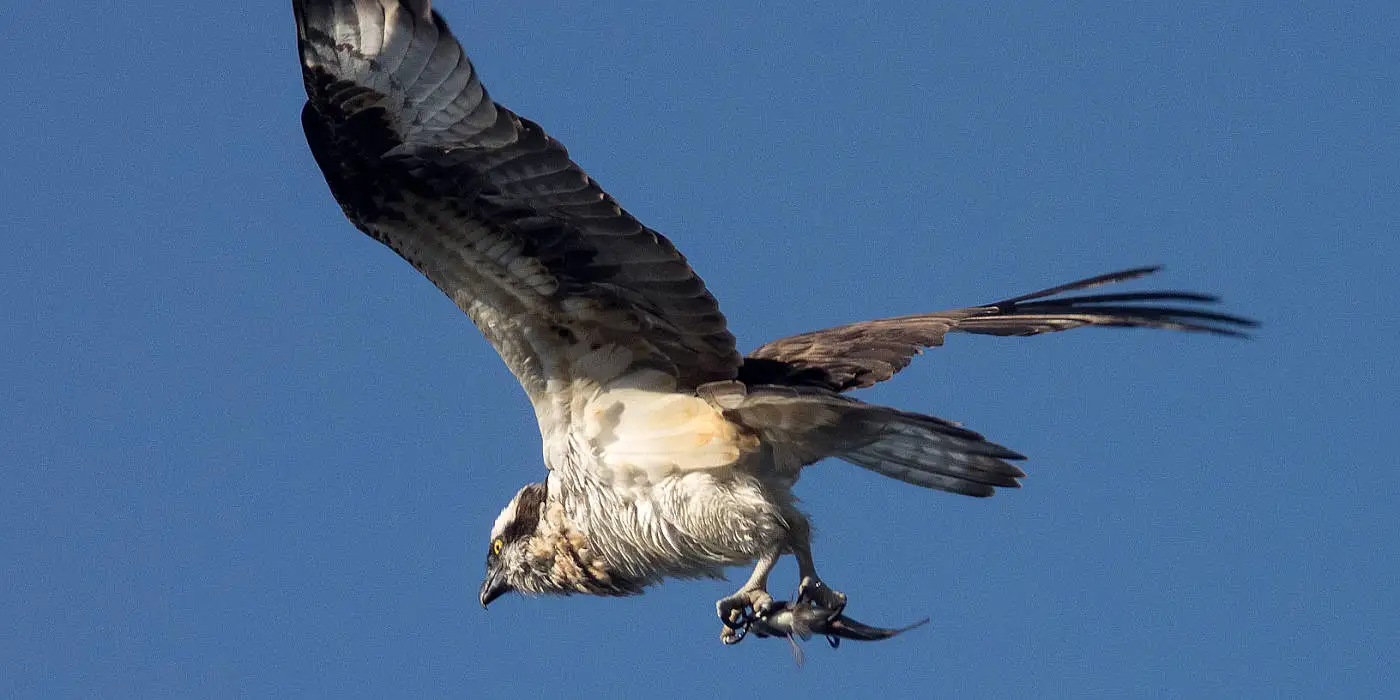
[741,267,1256,392]
[294,0,739,404]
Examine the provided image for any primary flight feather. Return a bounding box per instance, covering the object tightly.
[293,0,1254,645]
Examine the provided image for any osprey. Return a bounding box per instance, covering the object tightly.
[293,0,1253,644]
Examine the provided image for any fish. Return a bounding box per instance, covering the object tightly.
[725,598,930,664]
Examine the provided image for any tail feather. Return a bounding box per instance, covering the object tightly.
[715,384,1028,498]
[860,444,1023,487]
[838,408,1027,497]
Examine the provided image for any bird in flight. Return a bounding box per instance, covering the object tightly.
[293,0,1254,646]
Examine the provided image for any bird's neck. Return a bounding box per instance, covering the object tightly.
[523,498,640,597]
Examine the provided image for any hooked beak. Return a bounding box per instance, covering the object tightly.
[479,568,513,608]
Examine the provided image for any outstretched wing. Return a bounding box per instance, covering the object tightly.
[740,267,1256,392]
[294,0,739,404]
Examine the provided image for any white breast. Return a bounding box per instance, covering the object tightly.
[582,370,757,492]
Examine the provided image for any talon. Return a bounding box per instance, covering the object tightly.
[826,589,848,614]
[716,588,774,629]
[797,576,848,619]
[717,598,743,629]
[753,597,774,619]
[721,624,747,645]
[718,604,746,630]
[725,607,748,629]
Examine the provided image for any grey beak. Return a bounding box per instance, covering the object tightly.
[479,569,512,608]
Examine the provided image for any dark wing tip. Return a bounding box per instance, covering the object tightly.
[989,267,1258,338]
[999,266,1163,305]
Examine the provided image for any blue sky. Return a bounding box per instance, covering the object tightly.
[3,0,1396,696]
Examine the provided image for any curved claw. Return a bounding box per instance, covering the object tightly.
[721,607,747,630]
[717,589,775,633]
[717,599,750,630]
[797,576,848,620]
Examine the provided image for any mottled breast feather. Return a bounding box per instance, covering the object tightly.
[294,0,739,405]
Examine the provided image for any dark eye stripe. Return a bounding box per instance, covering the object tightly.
[500,483,547,543]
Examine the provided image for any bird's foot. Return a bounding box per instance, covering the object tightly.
[797,576,847,620]
[717,587,775,628]
[716,587,775,644]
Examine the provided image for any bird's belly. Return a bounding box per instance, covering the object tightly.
[548,379,790,584]
[585,469,790,583]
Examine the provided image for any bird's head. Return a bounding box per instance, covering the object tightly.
[478,481,553,607]
[479,480,641,607]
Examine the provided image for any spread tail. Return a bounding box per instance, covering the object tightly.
[713,384,1026,497]
[836,405,1026,497]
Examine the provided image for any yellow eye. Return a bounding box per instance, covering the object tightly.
[491,538,504,556]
